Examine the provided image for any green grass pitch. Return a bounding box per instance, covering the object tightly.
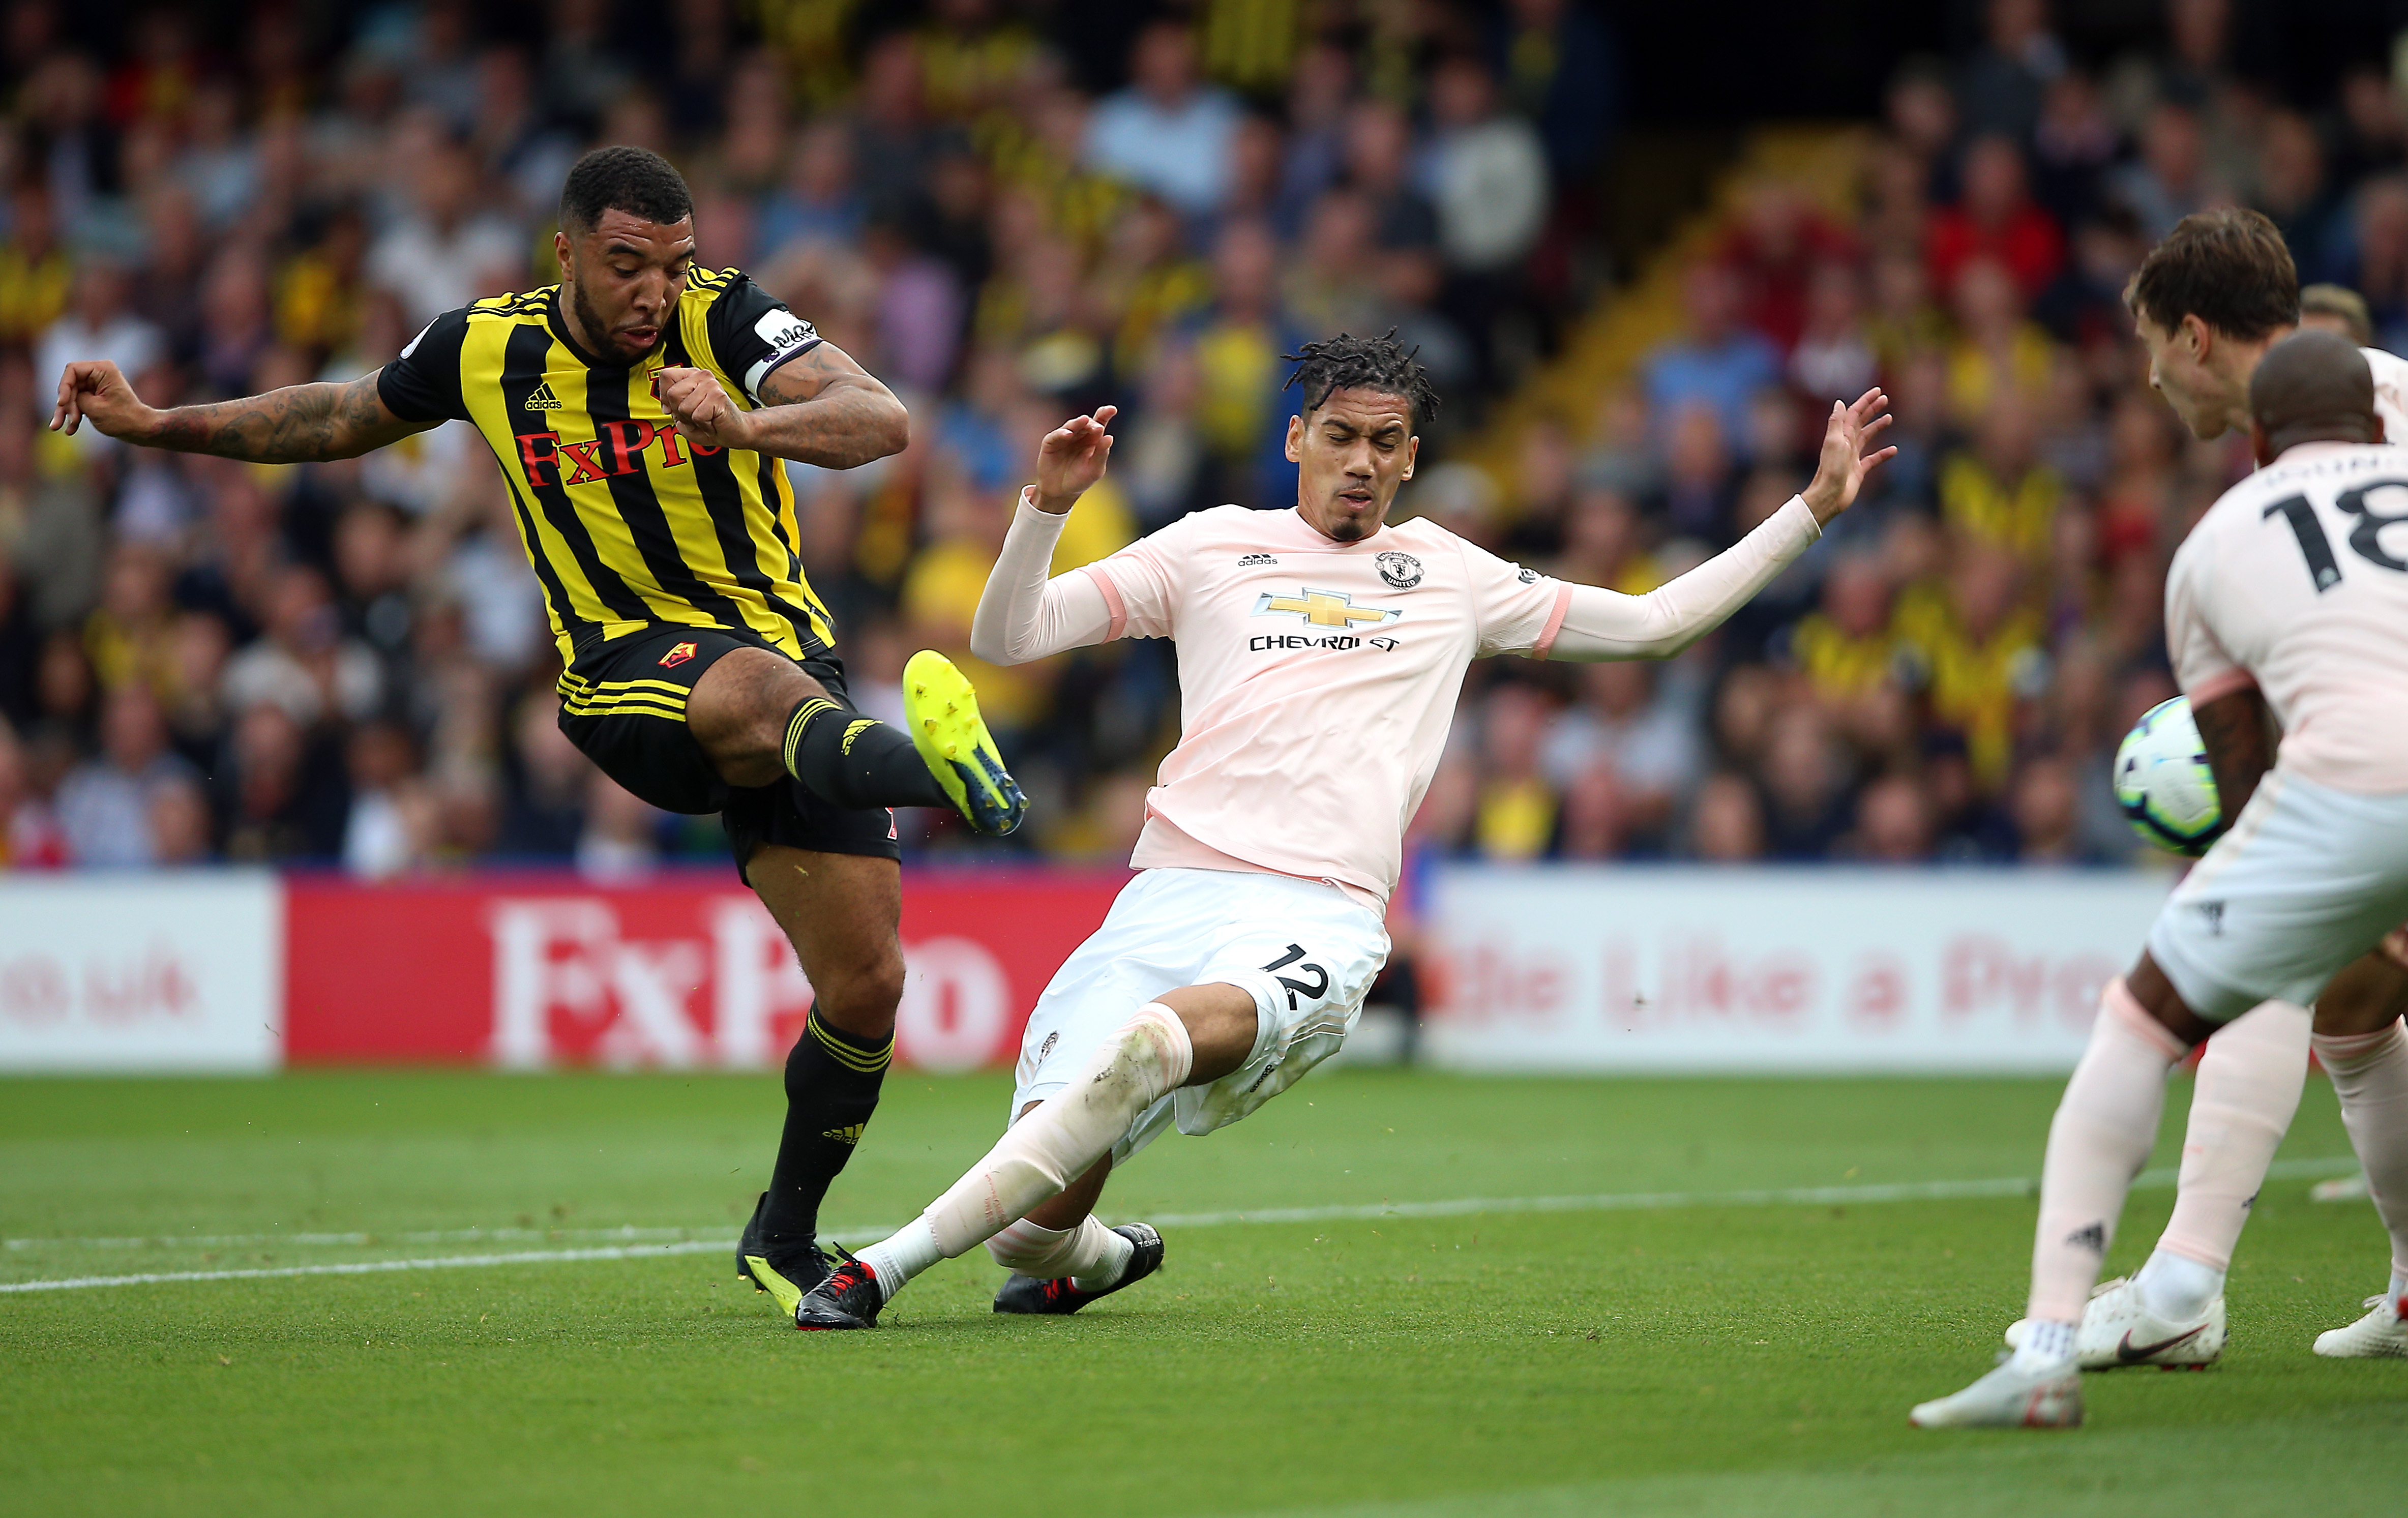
[4,1067,2402,1516]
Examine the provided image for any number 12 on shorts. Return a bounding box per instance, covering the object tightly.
[1262,943,1331,1010]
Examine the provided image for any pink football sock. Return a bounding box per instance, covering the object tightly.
[2158,1000,2311,1270]
[2312,1020,2408,1282]
[2028,977,2187,1325]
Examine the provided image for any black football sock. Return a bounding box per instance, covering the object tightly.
[759,1010,892,1245]
[783,697,951,811]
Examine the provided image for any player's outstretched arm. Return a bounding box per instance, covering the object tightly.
[971,407,1122,665]
[1547,388,1893,662]
[50,362,428,462]
[657,343,909,468]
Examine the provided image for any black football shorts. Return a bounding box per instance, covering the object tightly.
[555,625,901,880]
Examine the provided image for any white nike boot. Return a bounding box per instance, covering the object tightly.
[1909,1360,2084,1428]
[2312,1292,2408,1358]
[2003,1276,2225,1370]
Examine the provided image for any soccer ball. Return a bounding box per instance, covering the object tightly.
[2114,696,2223,855]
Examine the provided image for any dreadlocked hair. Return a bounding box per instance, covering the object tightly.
[1283,330,1440,432]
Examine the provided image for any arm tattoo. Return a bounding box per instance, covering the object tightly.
[146,373,415,463]
[748,344,910,468]
[2192,688,2275,822]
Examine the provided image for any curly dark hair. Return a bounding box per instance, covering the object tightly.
[559,145,694,234]
[1283,330,1440,432]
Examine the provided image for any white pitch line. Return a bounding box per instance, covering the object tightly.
[0,1240,730,1293]
[0,1155,2359,1296]
[4,1225,716,1252]
[1141,1153,2357,1229]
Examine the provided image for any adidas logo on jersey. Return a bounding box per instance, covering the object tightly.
[524,379,563,411]
[1238,553,1279,567]
[821,1123,866,1145]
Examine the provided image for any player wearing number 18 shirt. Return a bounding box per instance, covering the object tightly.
[1913,332,2408,1427]
[1996,211,2408,1379]
[783,334,1899,1328]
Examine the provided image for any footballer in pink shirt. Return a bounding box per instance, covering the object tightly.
[1990,211,2408,1388]
[788,333,1896,1329]
[1914,331,2408,1427]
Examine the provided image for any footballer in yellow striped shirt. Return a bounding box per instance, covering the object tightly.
[51,144,1026,1319]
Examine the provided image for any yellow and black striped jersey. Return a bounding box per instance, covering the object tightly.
[376,270,835,664]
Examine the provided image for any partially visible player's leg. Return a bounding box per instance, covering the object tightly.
[2307,947,2408,1355]
[745,844,904,1252]
[690,645,1025,835]
[718,670,915,1317]
[2131,999,2309,1329]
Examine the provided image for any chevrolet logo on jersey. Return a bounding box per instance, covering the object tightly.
[1252,588,1402,628]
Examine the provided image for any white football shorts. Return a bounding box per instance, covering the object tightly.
[2148,768,2408,1022]
[1010,867,1390,1164]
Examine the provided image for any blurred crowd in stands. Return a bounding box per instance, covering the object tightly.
[0,0,2389,878]
[0,0,1612,874]
[1423,0,2407,872]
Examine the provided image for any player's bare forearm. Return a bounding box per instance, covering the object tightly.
[144,374,425,462]
[741,346,909,467]
[2192,687,2274,819]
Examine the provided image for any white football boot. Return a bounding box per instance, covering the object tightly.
[2311,1292,2408,1358]
[2002,1276,2224,1370]
[1910,1360,2083,1428]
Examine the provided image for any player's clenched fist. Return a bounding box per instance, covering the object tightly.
[52,360,156,440]
[653,365,747,452]
[1031,404,1117,515]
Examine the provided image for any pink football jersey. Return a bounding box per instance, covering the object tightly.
[2167,440,2408,793]
[1083,505,1566,905]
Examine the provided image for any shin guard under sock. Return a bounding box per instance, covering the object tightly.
[759,1010,893,1245]
[2158,1000,2310,1272]
[784,697,949,812]
[2029,977,2186,1324]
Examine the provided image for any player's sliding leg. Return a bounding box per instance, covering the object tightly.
[732,847,905,1316]
[795,987,1257,1329]
[692,645,1026,836]
[2306,948,2408,1357]
[985,1115,1165,1315]
[1912,967,2199,1428]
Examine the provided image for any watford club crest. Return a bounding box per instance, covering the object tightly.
[658,641,699,668]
